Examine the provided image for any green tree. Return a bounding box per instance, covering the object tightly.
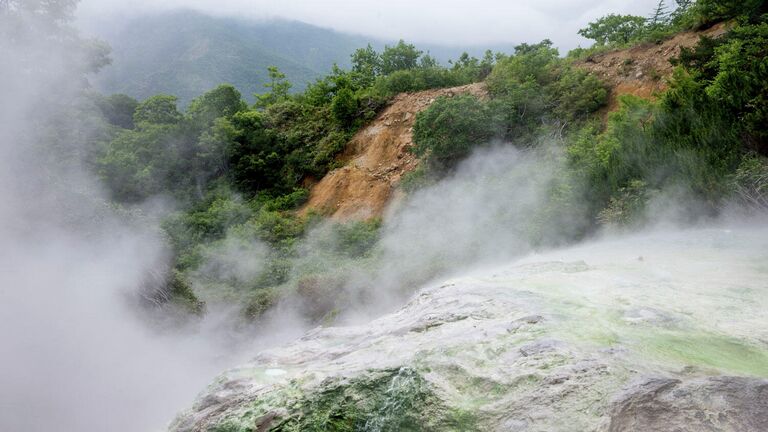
[703,21,768,148]
[0,0,111,75]
[226,110,284,194]
[693,0,768,25]
[256,66,292,109]
[578,14,648,45]
[187,84,247,126]
[351,44,381,77]
[96,94,139,129]
[98,123,183,201]
[380,40,422,75]
[134,95,182,125]
[486,40,560,94]
[0,0,78,30]
[479,50,497,78]
[419,53,439,68]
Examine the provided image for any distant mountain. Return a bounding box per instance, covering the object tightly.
[92,10,516,105]
[92,11,370,104]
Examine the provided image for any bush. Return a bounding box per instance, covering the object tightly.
[596,180,649,226]
[692,0,768,26]
[96,93,139,129]
[730,155,768,210]
[331,87,359,126]
[412,95,499,172]
[551,66,609,122]
[332,219,382,258]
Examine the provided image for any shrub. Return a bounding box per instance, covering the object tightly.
[332,219,382,258]
[331,87,359,126]
[730,155,768,210]
[412,95,499,172]
[597,180,649,226]
[692,0,768,26]
[551,66,609,122]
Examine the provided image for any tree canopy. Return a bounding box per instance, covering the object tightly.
[578,14,648,45]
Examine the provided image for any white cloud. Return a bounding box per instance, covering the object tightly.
[78,0,666,50]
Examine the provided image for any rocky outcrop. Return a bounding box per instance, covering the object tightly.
[299,83,487,221]
[608,376,768,432]
[171,228,768,431]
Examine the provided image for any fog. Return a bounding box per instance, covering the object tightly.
[77,0,665,50]
[0,5,291,431]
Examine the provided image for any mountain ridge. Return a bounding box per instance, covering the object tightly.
[92,10,516,105]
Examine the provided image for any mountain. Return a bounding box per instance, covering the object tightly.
[92,10,373,104]
[90,10,516,105]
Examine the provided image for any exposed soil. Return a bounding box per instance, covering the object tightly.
[299,82,488,221]
[575,22,730,113]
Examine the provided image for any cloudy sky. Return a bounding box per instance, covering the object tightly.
[78,0,666,50]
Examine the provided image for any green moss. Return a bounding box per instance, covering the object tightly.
[636,332,768,377]
[212,367,479,432]
[550,300,768,377]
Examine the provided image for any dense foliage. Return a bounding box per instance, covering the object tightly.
[412,40,608,176]
[569,5,768,223]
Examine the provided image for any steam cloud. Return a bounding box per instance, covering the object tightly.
[275,144,587,320]
[0,7,269,432]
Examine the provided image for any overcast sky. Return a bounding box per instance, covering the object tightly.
[78,0,666,50]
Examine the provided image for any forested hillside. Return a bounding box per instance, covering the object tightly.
[85,0,768,322]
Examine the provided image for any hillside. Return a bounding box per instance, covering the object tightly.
[575,22,730,112]
[298,23,734,222]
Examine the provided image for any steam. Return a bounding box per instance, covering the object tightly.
[0,6,265,432]
[289,144,588,318]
